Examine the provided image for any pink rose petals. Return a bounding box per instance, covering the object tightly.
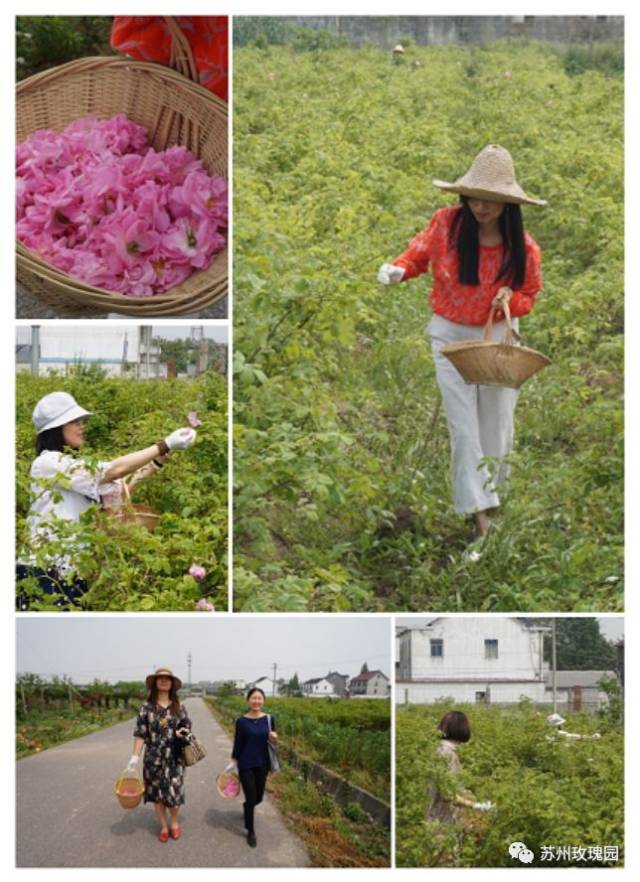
[187,411,202,428]
[194,598,216,612]
[16,114,227,297]
[189,564,207,581]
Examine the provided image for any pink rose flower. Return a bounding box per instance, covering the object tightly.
[194,598,215,612]
[189,564,207,581]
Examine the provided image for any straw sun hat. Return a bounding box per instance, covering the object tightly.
[433,144,547,206]
[146,667,183,690]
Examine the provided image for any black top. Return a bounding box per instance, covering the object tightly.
[232,713,276,770]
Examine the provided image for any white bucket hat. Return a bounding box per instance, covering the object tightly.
[32,391,93,434]
[433,144,547,206]
[546,713,566,727]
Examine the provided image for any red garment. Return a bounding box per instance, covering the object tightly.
[392,206,542,326]
[110,17,228,102]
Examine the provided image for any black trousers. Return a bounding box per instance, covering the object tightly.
[16,565,88,611]
[239,766,268,833]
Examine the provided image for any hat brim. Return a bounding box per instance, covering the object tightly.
[38,404,93,434]
[432,179,547,207]
[146,672,183,690]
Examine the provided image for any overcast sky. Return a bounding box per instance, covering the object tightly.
[396,616,624,642]
[16,617,390,684]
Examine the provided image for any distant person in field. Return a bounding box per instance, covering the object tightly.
[427,711,494,822]
[17,390,196,609]
[546,712,602,742]
[229,687,279,848]
[378,145,545,559]
[127,668,192,842]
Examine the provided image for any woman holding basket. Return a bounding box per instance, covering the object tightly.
[126,668,192,842]
[230,687,278,848]
[378,145,545,556]
[16,390,196,608]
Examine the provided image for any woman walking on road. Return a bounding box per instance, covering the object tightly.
[230,687,278,848]
[127,668,192,842]
[378,144,545,557]
[17,390,196,609]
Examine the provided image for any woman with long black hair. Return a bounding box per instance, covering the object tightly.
[17,390,196,608]
[127,668,192,842]
[230,687,278,848]
[378,145,545,556]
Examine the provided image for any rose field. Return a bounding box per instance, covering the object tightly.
[396,700,624,867]
[16,368,227,611]
[233,38,623,612]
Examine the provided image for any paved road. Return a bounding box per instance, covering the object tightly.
[16,698,309,868]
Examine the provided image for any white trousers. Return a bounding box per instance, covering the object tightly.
[428,313,519,515]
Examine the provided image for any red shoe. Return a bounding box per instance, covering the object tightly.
[170,826,181,841]
[159,829,169,843]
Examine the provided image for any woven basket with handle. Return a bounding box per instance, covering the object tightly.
[109,476,161,531]
[16,17,227,317]
[441,302,551,389]
[114,770,144,809]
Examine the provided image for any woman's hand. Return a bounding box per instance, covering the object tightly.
[165,428,197,451]
[126,754,140,771]
[491,286,512,309]
[175,727,190,738]
[377,263,405,285]
[268,731,278,743]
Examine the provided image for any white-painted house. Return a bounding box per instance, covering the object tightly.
[396,618,551,705]
[302,677,337,698]
[350,670,390,699]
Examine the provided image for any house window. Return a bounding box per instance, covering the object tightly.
[430,639,444,658]
[475,691,486,703]
[484,639,498,659]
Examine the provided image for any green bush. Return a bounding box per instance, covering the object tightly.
[16,369,227,611]
[396,703,624,867]
[233,39,623,612]
[16,16,113,80]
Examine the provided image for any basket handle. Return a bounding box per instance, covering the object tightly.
[483,300,517,346]
[164,17,199,84]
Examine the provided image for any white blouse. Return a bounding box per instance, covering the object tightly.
[25,451,118,569]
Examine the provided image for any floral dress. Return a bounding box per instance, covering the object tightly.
[133,702,192,806]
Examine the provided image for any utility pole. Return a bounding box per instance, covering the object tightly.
[31,325,40,376]
[551,619,557,713]
[272,663,278,696]
[187,650,192,690]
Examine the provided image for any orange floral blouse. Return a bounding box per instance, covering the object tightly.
[392,206,543,326]
[111,17,228,102]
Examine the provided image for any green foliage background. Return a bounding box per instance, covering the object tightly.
[16,369,228,611]
[233,40,623,612]
[210,694,390,799]
[396,702,624,867]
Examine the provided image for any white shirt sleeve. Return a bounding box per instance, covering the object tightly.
[31,451,116,502]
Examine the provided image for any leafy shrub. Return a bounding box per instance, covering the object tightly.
[233,39,623,612]
[16,16,113,80]
[396,703,624,866]
[16,369,227,611]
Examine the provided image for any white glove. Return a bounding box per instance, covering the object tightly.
[165,427,197,451]
[473,801,495,812]
[126,755,140,772]
[377,263,405,285]
[225,760,238,773]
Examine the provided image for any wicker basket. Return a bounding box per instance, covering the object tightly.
[216,771,241,799]
[16,18,227,317]
[109,478,161,531]
[441,303,551,389]
[114,770,144,809]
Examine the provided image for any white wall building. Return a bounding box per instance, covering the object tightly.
[302,677,337,698]
[396,618,550,705]
[350,670,390,699]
